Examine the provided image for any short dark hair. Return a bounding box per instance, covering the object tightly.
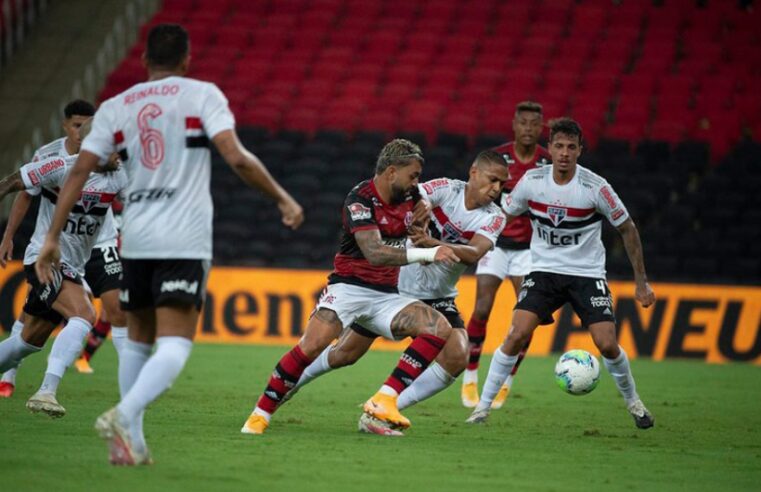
[146,24,189,69]
[549,117,583,143]
[475,149,507,167]
[515,101,543,116]
[375,139,424,174]
[64,99,95,119]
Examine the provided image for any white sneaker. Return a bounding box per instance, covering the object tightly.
[95,407,152,465]
[26,392,66,418]
[465,408,490,424]
[627,399,654,429]
[358,412,404,437]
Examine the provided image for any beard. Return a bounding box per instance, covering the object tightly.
[389,183,409,204]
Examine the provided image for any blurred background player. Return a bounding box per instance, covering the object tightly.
[241,139,459,436]
[286,151,508,435]
[462,101,551,409]
[0,100,128,395]
[35,23,303,465]
[466,118,656,429]
[0,124,126,417]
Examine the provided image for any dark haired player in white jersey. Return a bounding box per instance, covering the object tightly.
[35,24,303,465]
[242,139,460,436]
[0,100,122,397]
[466,118,656,429]
[0,120,126,417]
[282,150,508,435]
[463,101,551,410]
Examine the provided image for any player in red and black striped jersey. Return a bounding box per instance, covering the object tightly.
[463,101,551,409]
[242,139,460,436]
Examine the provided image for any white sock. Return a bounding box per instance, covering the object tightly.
[117,336,192,423]
[293,346,333,391]
[475,349,518,412]
[379,385,398,397]
[463,368,478,385]
[603,346,639,406]
[398,363,455,410]
[110,326,128,359]
[1,319,25,383]
[118,339,152,398]
[40,317,91,395]
[0,327,42,373]
[504,374,514,389]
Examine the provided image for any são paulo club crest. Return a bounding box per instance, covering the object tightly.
[80,192,101,213]
[547,206,567,226]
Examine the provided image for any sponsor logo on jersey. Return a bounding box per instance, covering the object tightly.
[383,237,406,249]
[522,278,535,288]
[160,279,199,294]
[38,158,65,177]
[536,225,582,246]
[348,202,372,221]
[589,295,612,308]
[611,209,625,221]
[422,179,449,195]
[547,206,567,226]
[379,217,389,225]
[127,187,177,203]
[483,215,505,234]
[27,170,41,186]
[600,186,618,209]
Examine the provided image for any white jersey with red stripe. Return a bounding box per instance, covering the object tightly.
[504,164,629,278]
[20,155,127,274]
[81,76,235,260]
[29,137,118,249]
[398,178,505,299]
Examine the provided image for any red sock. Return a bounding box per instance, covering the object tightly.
[82,319,112,361]
[466,317,488,371]
[510,333,533,376]
[384,334,446,394]
[256,345,313,414]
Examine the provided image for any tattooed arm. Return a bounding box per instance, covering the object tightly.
[617,218,655,307]
[355,229,410,266]
[0,171,24,202]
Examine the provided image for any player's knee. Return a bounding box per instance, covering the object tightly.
[438,338,468,376]
[595,339,619,359]
[420,310,452,339]
[75,305,97,326]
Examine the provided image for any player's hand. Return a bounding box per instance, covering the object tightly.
[0,238,13,268]
[34,238,61,284]
[635,282,655,308]
[411,199,431,228]
[409,226,434,247]
[433,245,460,265]
[278,196,304,230]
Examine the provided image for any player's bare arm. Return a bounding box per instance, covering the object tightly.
[212,129,304,229]
[355,228,460,266]
[617,218,655,308]
[0,171,24,201]
[409,230,494,265]
[0,191,33,267]
[34,151,100,283]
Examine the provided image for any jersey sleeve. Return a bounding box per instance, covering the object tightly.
[418,178,452,207]
[596,181,630,227]
[19,156,68,191]
[343,190,377,233]
[475,210,506,247]
[201,83,236,139]
[81,101,117,165]
[503,174,530,216]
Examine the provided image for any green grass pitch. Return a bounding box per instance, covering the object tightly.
[1,341,760,491]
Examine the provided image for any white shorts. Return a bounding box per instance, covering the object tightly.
[314,283,419,340]
[475,247,532,278]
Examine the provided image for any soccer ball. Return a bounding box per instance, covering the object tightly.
[554,349,600,395]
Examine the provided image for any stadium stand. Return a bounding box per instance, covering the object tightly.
[0,0,49,68]
[9,0,760,285]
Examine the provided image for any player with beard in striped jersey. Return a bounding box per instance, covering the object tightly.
[0,119,127,417]
[466,118,656,429]
[282,151,509,435]
[34,24,303,465]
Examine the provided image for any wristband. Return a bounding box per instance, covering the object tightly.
[406,246,439,264]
